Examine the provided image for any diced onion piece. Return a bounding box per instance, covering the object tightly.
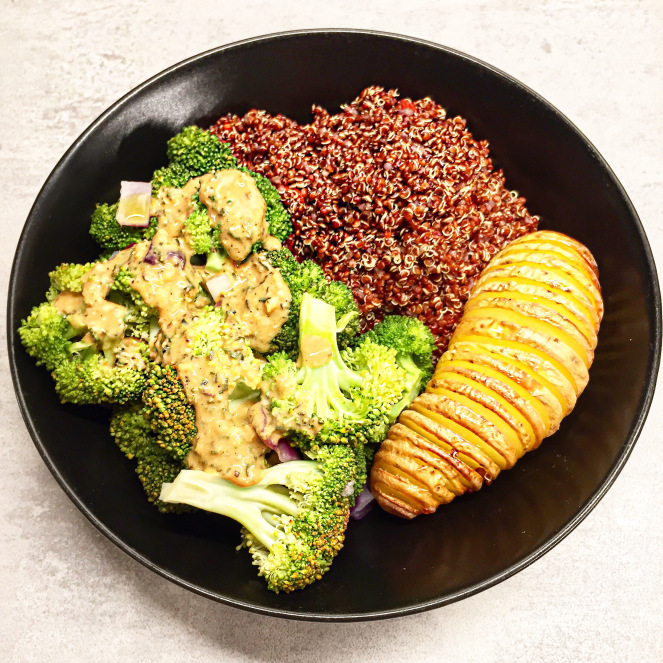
[143,242,159,265]
[167,251,186,269]
[350,485,375,520]
[275,440,300,463]
[206,272,235,302]
[117,181,152,227]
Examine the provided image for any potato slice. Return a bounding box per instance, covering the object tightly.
[371,466,440,519]
[378,433,466,497]
[412,391,520,468]
[487,251,603,314]
[471,274,600,337]
[445,340,565,432]
[371,425,458,518]
[433,358,550,446]
[506,236,599,281]
[527,230,599,275]
[479,261,601,322]
[395,415,487,491]
[404,404,506,472]
[464,291,596,354]
[498,239,600,285]
[430,370,538,451]
[449,334,578,410]
[454,306,591,390]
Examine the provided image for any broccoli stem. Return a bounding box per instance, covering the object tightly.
[294,294,365,421]
[298,293,337,350]
[298,293,362,391]
[390,353,425,419]
[160,463,319,548]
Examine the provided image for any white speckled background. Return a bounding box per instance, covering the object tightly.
[1,1,662,660]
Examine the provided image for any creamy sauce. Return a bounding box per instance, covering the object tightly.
[199,170,267,261]
[151,178,200,238]
[53,291,85,316]
[81,253,130,305]
[159,304,268,484]
[81,299,127,347]
[128,229,201,336]
[62,170,291,486]
[259,370,323,439]
[213,253,291,353]
[263,236,282,252]
[300,334,333,368]
[187,400,268,484]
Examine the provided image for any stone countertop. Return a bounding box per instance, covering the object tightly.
[1,1,661,661]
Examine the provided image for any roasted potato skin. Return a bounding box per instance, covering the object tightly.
[370,231,603,518]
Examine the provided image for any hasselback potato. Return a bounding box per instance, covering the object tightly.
[370,231,603,519]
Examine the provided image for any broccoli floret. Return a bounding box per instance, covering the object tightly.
[90,202,157,252]
[185,305,229,355]
[46,262,96,301]
[18,302,78,372]
[150,128,291,248]
[151,126,238,193]
[160,443,362,592]
[142,364,196,460]
[262,294,407,449]
[362,316,436,419]
[239,167,292,243]
[166,126,237,174]
[150,162,191,191]
[261,351,292,383]
[110,403,190,513]
[109,401,151,458]
[52,340,148,404]
[108,268,158,341]
[183,195,220,255]
[264,249,360,358]
[19,263,150,405]
[185,306,261,379]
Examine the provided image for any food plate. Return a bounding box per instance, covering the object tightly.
[7,30,661,620]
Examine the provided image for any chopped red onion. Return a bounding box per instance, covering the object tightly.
[117,181,151,227]
[206,272,235,302]
[350,484,375,520]
[249,404,299,462]
[167,251,186,269]
[275,440,300,462]
[143,243,159,265]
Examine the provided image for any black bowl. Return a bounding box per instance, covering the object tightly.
[7,30,661,621]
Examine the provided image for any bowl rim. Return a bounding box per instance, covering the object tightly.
[7,28,662,622]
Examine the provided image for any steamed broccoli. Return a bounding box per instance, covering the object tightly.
[109,402,190,513]
[142,363,197,460]
[362,315,436,419]
[45,262,97,302]
[18,302,78,372]
[90,202,158,253]
[160,443,363,592]
[183,196,220,255]
[154,127,291,240]
[52,340,148,404]
[108,267,159,341]
[19,262,149,405]
[151,126,238,192]
[264,249,360,358]
[262,293,407,450]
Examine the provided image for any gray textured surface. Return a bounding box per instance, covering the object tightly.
[1,1,662,661]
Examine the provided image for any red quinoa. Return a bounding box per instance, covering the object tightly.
[211,87,538,353]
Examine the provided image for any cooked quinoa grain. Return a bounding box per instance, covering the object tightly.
[211,86,538,353]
